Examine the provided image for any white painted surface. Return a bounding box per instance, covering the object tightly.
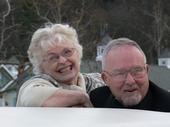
[0,107,170,127]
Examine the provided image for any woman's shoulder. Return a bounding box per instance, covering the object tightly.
[20,74,58,89]
[82,73,106,93]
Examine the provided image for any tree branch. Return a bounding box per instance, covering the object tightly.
[2,0,11,24]
[32,0,51,22]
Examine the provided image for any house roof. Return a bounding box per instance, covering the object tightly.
[0,64,15,78]
[0,64,33,93]
[149,65,170,91]
[0,79,17,92]
[0,64,17,93]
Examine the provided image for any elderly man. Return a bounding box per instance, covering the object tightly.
[90,37,170,112]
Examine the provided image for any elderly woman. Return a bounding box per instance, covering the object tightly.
[16,23,104,107]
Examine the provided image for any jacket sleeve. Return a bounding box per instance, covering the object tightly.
[16,78,58,107]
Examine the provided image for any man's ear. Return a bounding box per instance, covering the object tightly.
[101,72,107,83]
[146,64,149,74]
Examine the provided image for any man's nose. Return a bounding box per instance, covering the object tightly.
[125,72,135,84]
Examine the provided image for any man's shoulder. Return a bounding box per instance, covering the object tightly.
[90,86,111,107]
[150,81,170,98]
[90,85,110,97]
[149,81,170,111]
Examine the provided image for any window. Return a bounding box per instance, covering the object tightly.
[162,60,166,65]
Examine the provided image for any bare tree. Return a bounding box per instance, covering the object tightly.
[0,0,17,56]
[152,0,165,57]
[23,0,98,59]
[0,0,11,51]
[135,0,170,63]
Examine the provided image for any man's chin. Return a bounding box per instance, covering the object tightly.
[121,93,142,107]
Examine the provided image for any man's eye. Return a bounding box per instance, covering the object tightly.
[133,67,143,72]
[113,72,125,76]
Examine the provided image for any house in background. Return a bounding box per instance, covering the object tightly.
[158,49,170,69]
[0,64,18,106]
[96,34,112,61]
[0,63,33,106]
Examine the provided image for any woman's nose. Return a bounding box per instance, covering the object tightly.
[57,55,67,63]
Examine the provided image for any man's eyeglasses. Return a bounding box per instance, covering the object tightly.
[103,65,147,81]
[44,48,76,64]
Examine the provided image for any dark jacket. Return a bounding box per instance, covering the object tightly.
[90,81,170,112]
